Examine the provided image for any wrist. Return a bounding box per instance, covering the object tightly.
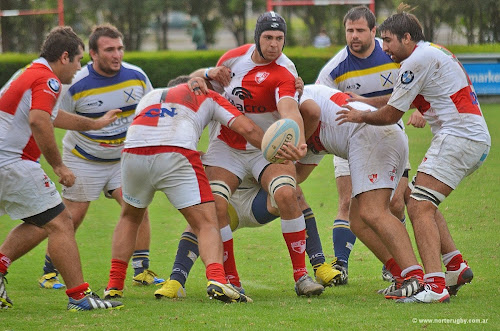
[204,67,213,79]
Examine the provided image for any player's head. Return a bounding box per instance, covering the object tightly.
[378,4,424,63]
[378,3,425,43]
[167,75,191,87]
[343,6,376,57]
[343,5,376,30]
[254,11,287,60]
[40,26,85,84]
[89,23,124,76]
[40,26,84,63]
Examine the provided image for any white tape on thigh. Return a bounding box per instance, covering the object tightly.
[210,180,231,202]
[410,185,446,207]
[268,175,296,209]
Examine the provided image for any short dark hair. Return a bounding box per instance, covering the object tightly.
[167,75,191,87]
[89,24,123,52]
[40,26,84,62]
[343,6,376,30]
[378,3,425,42]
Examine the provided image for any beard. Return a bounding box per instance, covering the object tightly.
[96,62,120,76]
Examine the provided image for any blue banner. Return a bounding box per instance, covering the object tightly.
[462,63,500,95]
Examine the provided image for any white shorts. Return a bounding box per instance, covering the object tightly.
[0,160,62,220]
[202,138,270,181]
[333,136,411,179]
[229,185,262,231]
[61,152,121,202]
[333,156,350,178]
[348,126,408,197]
[417,134,489,189]
[121,146,213,209]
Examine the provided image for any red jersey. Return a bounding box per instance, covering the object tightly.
[210,44,298,150]
[0,58,61,167]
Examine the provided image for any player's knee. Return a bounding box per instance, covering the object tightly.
[268,175,296,207]
[389,196,405,219]
[210,180,232,202]
[409,185,445,208]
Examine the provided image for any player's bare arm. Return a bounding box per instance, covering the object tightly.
[298,99,321,141]
[187,77,210,95]
[406,109,426,128]
[29,109,76,187]
[190,65,232,87]
[53,109,122,131]
[336,104,403,126]
[229,116,265,150]
[346,92,391,108]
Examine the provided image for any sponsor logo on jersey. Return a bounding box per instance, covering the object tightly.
[388,167,397,181]
[47,78,60,93]
[255,71,270,84]
[381,71,394,86]
[291,240,306,254]
[86,100,103,107]
[401,71,414,84]
[232,87,253,100]
[368,173,378,183]
[346,83,361,90]
[143,105,178,118]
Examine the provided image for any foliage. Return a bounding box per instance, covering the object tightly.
[1,0,498,53]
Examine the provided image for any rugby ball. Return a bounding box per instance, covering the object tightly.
[261,118,300,163]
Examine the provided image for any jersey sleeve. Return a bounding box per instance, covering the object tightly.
[209,92,241,127]
[31,75,61,115]
[388,54,431,112]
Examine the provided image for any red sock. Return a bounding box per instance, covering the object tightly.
[206,263,227,284]
[107,259,128,290]
[222,238,241,287]
[425,275,446,294]
[282,229,307,281]
[66,282,89,300]
[385,258,403,281]
[0,253,11,275]
[446,253,464,271]
[405,268,424,281]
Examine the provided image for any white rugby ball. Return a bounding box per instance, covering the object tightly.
[261,118,300,163]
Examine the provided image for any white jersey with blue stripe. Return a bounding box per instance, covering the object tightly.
[61,62,153,162]
[316,38,399,98]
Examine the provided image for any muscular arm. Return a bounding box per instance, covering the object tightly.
[228,115,264,150]
[53,109,121,131]
[336,104,404,126]
[298,99,320,141]
[29,109,75,186]
[277,97,306,146]
[346,93,391,108]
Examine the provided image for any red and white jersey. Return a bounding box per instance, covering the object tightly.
[209,44,299,151]
[300,85,379,160]
[0,58,61,167]
[125,84,242,151]
[389,41,490,145]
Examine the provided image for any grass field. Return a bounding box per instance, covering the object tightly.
[1,103,498,330]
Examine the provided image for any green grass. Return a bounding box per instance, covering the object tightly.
[1,104,499,330]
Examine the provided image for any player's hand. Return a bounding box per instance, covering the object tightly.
[54,164,76,187]
[336,104,366,125]
[276,143,307,161]
[206,66,232,86]
[94,109,122,129]
[188,77,209,95]
[407,110,426,128]
[295,76,304,98]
